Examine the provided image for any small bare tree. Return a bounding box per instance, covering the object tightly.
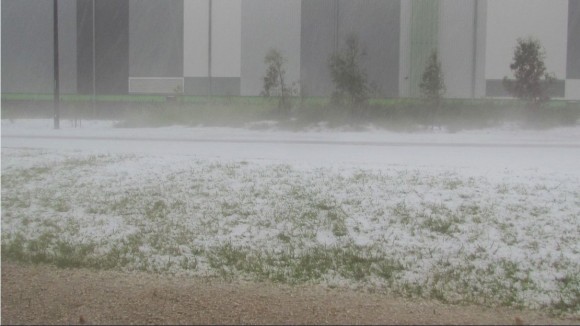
[420,50,446,105]
[419,50,446,129]
[261,49,296,113]
[328,34,370,112]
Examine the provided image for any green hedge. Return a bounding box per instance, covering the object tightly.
[2,93,579,131]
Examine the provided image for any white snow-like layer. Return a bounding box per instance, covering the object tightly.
[3,119,580,175]
[2,119,579,310]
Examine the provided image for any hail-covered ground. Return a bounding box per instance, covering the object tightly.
[2,119,579,313]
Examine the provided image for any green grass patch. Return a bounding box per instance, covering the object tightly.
[205,243,404,284]
[2,150,579,314]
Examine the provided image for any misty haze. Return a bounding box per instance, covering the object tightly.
[1,0,579,324]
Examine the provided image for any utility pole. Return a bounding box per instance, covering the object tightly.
[208,0,212,97]
[53,0,60,129]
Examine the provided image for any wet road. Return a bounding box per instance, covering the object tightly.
[3,132,579,174]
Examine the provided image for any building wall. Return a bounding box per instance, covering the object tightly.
[408,0,439,97]
[59,0,78,95]
[401,0,487,98]
[77,0,128,95]
[399,0,411,97]
[439,0,473,98]
[2,0,578,100]
[76,0,94,95]
[129,0,184,78]
[300,0,337,97]
[301,0,400,98]
[338,0,400,98]
[567,0,580,99]
[183,0,241,96]
[96,0,128,95]
[439,0,487,98]
[240,0,301,96]
[485,0,568,97]
[1,0,77,94]
[128,0,183,94]
[474,0,488,98]
[569,0,580,79]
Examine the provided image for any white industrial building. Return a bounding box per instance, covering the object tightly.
[2,0,579,99]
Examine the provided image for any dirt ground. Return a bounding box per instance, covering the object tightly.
[1,261,578,325]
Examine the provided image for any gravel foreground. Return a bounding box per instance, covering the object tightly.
[2,262,578,325]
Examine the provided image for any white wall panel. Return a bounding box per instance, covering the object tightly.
[399,0,412,97]
[485,0,568,80]
[241,0,301,96]
[183,0,241,78]
[212,0,241,77]
[440,0,477,98]
[184,0,210,77]
[566,79,580,100]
